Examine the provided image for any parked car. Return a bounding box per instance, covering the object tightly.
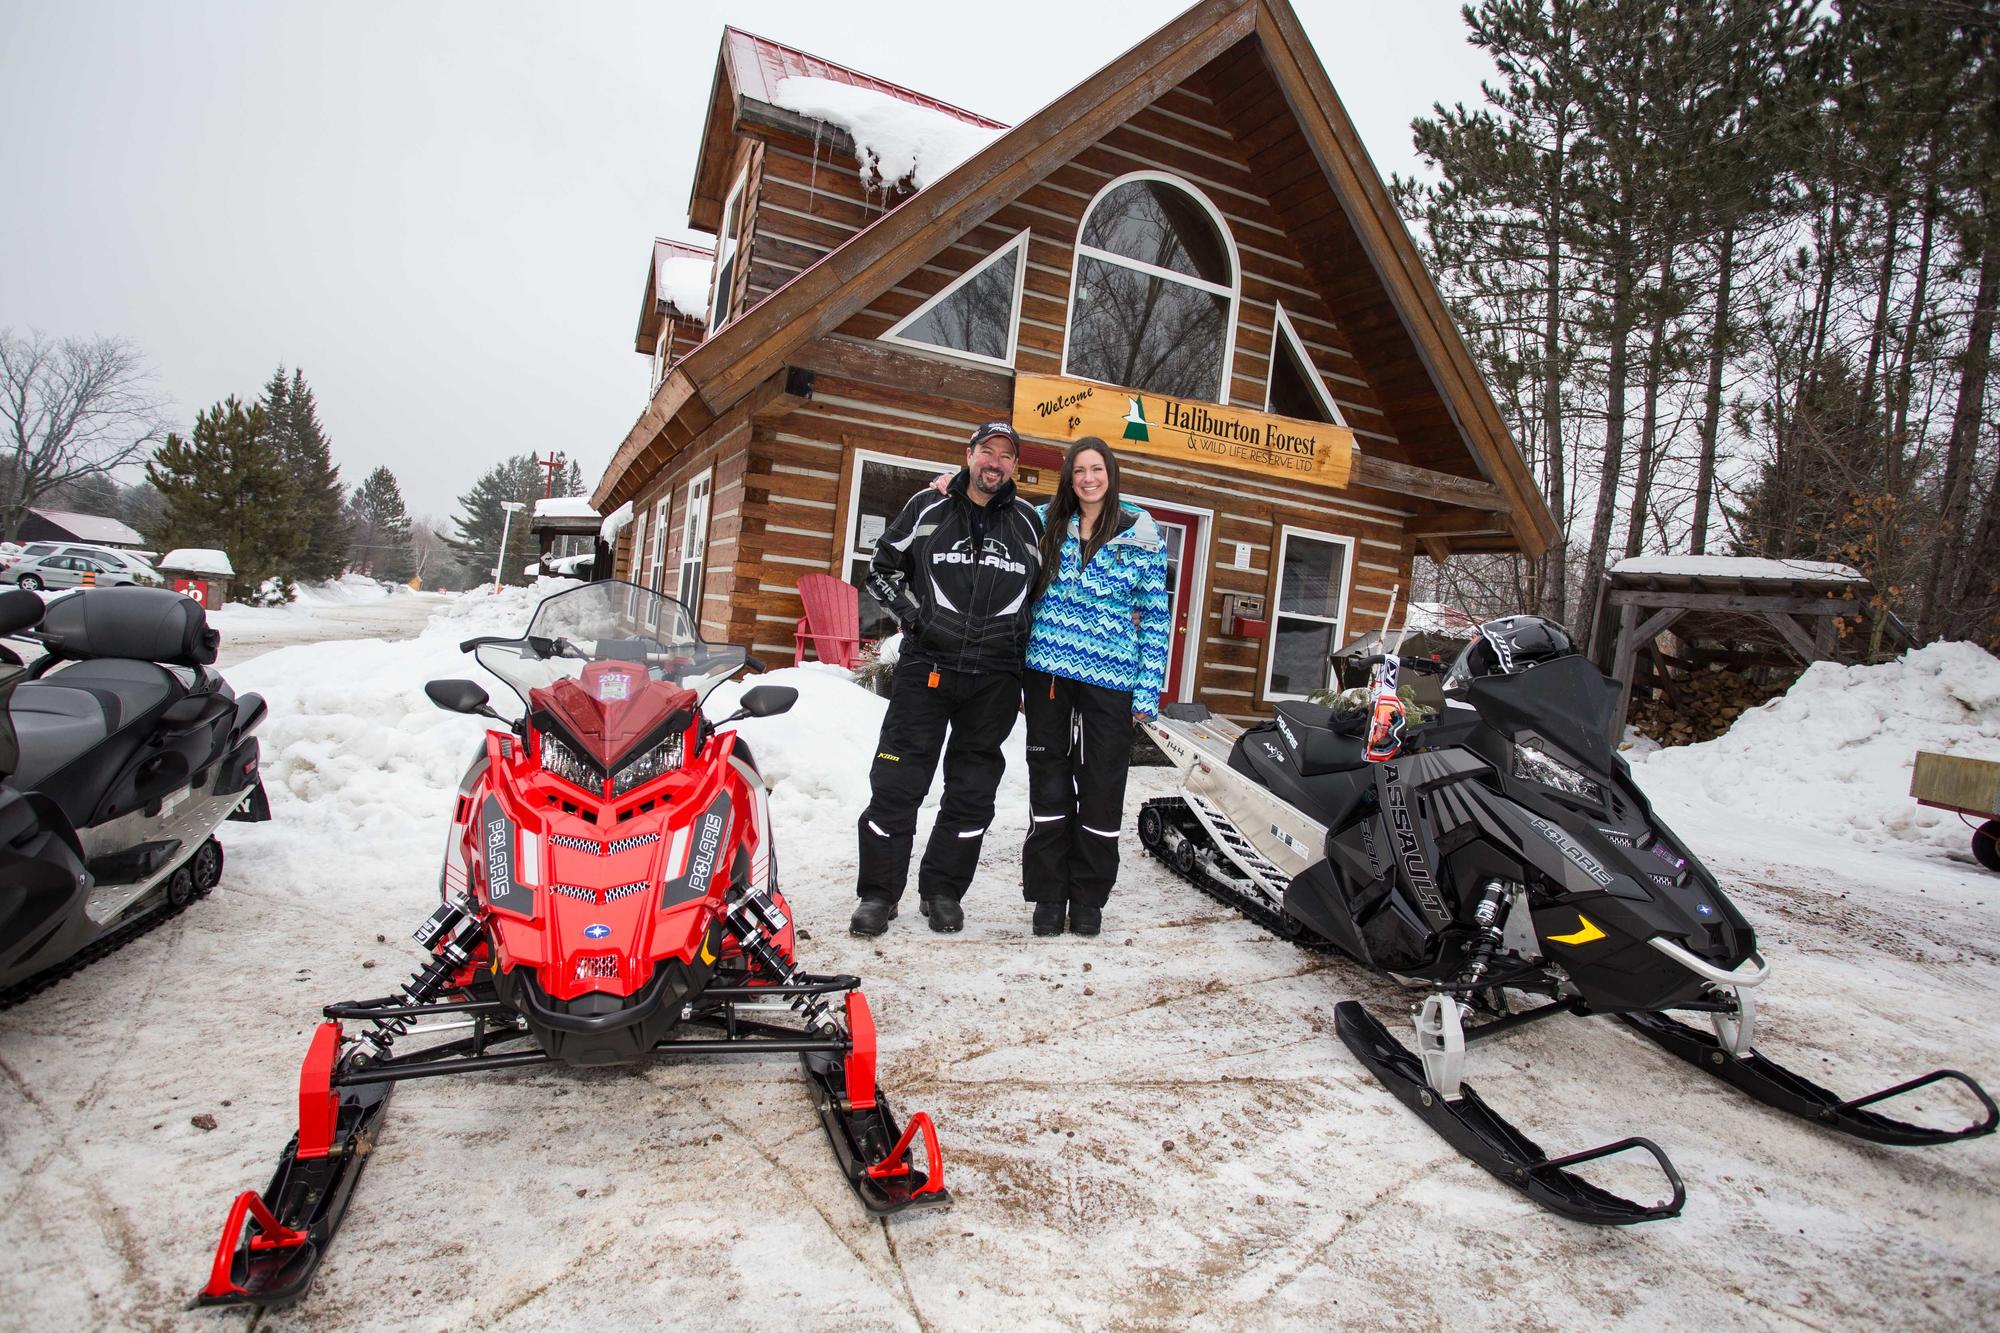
[2,542,161,582]
[10,549,157,591]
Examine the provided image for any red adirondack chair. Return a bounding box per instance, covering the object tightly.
[794,572,871,668]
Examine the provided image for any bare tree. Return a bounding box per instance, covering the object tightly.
[0,329,170,541]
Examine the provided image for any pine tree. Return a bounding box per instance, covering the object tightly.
[284,370,350,581]
[449,453,541,587]
[347,465,415,581]
[146,396,293,599]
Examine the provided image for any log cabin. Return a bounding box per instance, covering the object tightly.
[595,0,1557,721]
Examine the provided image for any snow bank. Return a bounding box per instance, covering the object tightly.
[1613,554,1864,583]
[1632,640,2000,852]
[773,76,1004,190]
[160,548,234,576]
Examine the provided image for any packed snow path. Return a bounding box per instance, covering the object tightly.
[1,590,1995,1328]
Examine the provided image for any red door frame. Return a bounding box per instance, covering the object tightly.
[1129,498,1205,703]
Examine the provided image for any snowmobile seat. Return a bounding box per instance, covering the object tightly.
[1272,702,1368,776]
[5,658,190,828]
[34,585,218,667]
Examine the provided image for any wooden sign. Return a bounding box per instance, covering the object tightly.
[1011,372,1356,489]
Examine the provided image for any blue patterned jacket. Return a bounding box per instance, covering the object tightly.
[1026,503,1172,714]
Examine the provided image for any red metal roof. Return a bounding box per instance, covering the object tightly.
[721,26,1008,130]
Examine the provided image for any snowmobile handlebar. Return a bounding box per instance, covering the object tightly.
[1355,652,1449,676]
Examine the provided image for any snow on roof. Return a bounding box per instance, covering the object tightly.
[1612,555,1866,584]
[599,501,634,544]
[653,237,715,318]
[28,508,144,546]
[160,548,234,576]
[773,75,1007,191]
[724,27,1005,132]
[533,496,600,520]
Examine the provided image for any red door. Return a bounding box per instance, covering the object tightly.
[1131,501,1200,703]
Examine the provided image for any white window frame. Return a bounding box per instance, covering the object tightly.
[841,448,945,582]
[675,468,713,619]
[1124,491,1212,705]
[625,507,649,617]
[1060,170,1241,404]
[1265,302,1349,426]
[1262,524,1356,703]
[708,167,748,331]
[645,496,671,626]
[650,322,672,395]
[879,228,1031,370]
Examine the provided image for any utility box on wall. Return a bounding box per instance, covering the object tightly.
[1220,591,1268,639]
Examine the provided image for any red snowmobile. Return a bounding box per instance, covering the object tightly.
[200,582,948,1309]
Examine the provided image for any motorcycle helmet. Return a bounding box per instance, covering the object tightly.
[1443,614,1577,694]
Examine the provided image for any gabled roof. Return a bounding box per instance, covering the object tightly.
[610,0,1557,556]
[634,236,714,352]
[689,27,1007,231]
[27,508,144,546]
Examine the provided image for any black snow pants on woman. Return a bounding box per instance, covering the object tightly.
[1022,668,1134,909]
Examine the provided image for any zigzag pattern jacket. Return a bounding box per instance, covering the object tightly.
[1025,503,1172,714]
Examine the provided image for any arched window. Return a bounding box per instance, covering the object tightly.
[1063,172,1238,403]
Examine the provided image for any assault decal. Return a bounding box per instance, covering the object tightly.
[1382,764,1449,925]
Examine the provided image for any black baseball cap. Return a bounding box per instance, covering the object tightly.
[967,421,1019,455]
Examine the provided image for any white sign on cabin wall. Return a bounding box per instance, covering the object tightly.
[1232,542,1253,570]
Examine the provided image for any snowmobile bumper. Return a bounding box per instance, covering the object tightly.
[196,1023,394,1309]
[1336,1001,1685,1225]
[802,989,950,1216]
[1618,1011,1999,1145]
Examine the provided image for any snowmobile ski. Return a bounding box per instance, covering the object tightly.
[802,989,949,1215]
[1337,1001,1685,1225]
[197,1024,395,1309]
[1618,1011,1998,1145]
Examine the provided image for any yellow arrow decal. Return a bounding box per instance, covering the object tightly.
[1549,915,1607,946]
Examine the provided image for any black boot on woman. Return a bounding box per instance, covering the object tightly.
[1067,903,1102,937]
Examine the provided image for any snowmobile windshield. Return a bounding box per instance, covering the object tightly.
[472,582,751,746]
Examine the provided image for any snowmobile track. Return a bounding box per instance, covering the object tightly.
[1137,797,1338,958]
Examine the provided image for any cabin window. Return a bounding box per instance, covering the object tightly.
[676,469,712,618]
[880,229,1030,367]
[843,451,954,640]
[645,496,671,626]
[709,168,748,330]
[1265,303,1347,425]
[1063,172,1238,402]
[625,508,649,618]
[1265,526,1354,701]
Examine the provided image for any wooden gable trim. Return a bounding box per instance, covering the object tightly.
[1251,2,1556,556]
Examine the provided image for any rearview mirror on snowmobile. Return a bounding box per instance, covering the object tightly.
[727,685,797,721]
[425,679,502,720]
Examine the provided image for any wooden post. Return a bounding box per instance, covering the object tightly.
[1609,601,1641,740]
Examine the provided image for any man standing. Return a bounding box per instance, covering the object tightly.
[851,422,1043,935]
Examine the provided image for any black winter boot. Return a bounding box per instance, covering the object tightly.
[1067,903,1102,937]
[919,896,964,933]
[849,898,898,937]
[1032,902,1066,936]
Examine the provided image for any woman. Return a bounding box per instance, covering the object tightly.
[1021,438,1169,936]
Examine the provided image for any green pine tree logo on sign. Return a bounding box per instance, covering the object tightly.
[1123,395,1150,443]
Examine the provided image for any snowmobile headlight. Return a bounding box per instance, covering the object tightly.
[539,734,602,791]
[1513,743,1604,803]
[611,734,683,795]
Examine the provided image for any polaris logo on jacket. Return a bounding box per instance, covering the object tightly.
[932,535,1027,576]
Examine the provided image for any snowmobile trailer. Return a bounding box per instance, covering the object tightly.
[1137,615,1995,1224]
[200,582,948,1310]
[1,586,269,1008]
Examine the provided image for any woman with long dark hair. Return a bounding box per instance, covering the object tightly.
[1020,437,1170,936]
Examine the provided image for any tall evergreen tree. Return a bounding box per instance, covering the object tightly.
[260,366,349,581]
[146,396,293,598]
[347,465,415,581]
[450,453,542,587]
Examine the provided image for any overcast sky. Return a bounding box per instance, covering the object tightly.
[0,1,1494,523]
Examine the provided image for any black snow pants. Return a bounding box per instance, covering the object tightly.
[1021,669,1135,910]
[856,657,1021,904]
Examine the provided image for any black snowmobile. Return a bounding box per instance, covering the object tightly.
[1138,615,1996,1223]
[0,586,270,1006]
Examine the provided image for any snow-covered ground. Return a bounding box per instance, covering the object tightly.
[2,595,1997,1329]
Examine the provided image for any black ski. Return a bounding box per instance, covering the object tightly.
[1336,1001,1685,1225]
[802,1050,951,1216]
[1618,1011,1998,1145]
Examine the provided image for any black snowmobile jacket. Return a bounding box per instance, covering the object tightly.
[867,469,1044,675]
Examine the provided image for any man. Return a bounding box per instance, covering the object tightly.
[851,421,1043,935]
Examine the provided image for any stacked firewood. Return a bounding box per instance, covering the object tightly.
[1628,666,1801,745]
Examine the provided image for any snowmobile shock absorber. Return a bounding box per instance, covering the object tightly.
[360,894,486,1059]
[723,888,841,1036]
[1460,879,1512,989]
